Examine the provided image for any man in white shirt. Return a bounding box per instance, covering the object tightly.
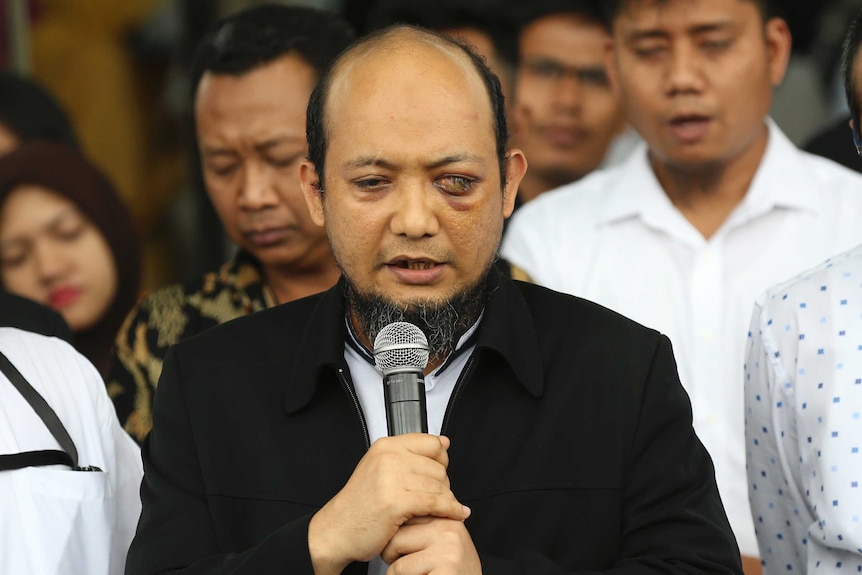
[501,0,862,570]
[0,327,142,575]
[744,10,862,574]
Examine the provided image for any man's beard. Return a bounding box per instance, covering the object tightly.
[346,270,492,366]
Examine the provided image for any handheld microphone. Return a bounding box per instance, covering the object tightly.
[373,322,430,436]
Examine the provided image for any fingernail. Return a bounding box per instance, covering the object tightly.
[462,505,472,517]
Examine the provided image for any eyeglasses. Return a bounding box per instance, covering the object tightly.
[520,59,610,88]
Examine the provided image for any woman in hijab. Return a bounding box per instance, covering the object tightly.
[0,71,78,155]
[0,142,140,376]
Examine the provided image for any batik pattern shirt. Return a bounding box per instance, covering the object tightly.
[108,252,274,442]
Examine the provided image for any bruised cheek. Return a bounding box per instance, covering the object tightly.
[448,206,504,261]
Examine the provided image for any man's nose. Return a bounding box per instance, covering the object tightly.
[389,182,440,239]
[238,163,280,210]
[664,44,705,96]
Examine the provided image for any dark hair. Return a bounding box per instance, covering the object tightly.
[842,8,862,130]
[307,25,510,188]
[189,4,356,101]
[366,0,518,67]
[601,0,782,27]
[0,142,140,377]
[515,0,608,33]
[0,72,78,148]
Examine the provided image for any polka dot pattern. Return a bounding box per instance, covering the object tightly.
[745,245,862,574]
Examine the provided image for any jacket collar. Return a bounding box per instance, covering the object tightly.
[597,118,820,228]
[283,271,545,414]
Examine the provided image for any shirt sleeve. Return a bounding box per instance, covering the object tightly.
[744,297,806,574]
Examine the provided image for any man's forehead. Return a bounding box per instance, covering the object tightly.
[326,33,488,121]
[615,0,750,30]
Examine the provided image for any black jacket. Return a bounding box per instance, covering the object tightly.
[127,273,742,574]
[0,291,73,343]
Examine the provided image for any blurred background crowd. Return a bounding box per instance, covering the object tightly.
[1,0,860,294]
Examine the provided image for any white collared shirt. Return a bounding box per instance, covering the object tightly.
[0,328,143,575]
[501,120,862,557]
[746,244,862,574]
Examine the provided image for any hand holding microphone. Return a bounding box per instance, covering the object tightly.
[308,322,470,574]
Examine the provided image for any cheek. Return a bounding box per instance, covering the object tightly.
[282,186,317,226]
[0,267,42,300]
[205,179,239,228]
[587,92,622,123]
[448,203,503,259]
[324,207,365,259]
[79,259,119,329]
[514,80,547,115]
[79,232,118,292]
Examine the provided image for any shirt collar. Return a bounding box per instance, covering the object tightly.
[596,118,821,227]
[283,271,544,414]
[344,314,482,376]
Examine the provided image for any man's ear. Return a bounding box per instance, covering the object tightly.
[300,161,326,227]
[503,149,528,218]
[765,17,792,87]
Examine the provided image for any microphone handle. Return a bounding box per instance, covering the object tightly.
[383,369,428,435]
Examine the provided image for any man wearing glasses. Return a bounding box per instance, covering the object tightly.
[510,0,635,204]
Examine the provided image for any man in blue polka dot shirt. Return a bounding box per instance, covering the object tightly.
[745,9,862,574]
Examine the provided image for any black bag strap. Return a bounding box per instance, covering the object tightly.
[0,349,78,467]
[0,449,74,472]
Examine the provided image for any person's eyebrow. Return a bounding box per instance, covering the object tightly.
[625,19,734,42]
[625,28,670,43]
[201,136,303,157]
[343,152,485,171]
[343,156,399,171]
[425,153,484,170]
[254,136,304,154]
[0,207,80,249]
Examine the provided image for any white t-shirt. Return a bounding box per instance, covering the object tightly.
[501,120,862,557]
[0,328,143,575]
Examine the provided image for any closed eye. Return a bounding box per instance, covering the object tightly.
[207,162,239,177]
[267,151,305,168]
[354,177,391,192]
[701,39,732,53]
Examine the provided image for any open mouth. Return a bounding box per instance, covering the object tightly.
[392,259,438,270]
[668,114,711,142]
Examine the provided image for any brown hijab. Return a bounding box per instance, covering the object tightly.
[0,142,141,376]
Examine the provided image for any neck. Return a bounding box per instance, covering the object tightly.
[518,169,580,203]
[263,262,341,305]
[652,124,769,240]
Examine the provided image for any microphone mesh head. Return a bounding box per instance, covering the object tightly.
[373,321,429,373]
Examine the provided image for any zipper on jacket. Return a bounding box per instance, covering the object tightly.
[337,368,371,449]
[440,354,477,435]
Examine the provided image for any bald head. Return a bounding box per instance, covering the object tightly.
[306,25,509,186]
